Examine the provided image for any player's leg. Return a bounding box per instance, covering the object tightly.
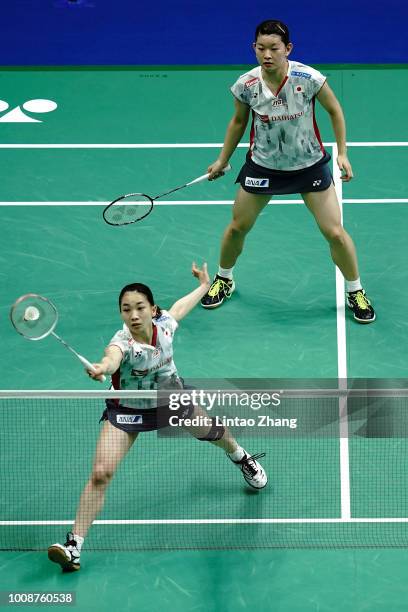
[48,421,138,571]
[201,187,271,309]
[302,184,375,323]
[181,404,267,489]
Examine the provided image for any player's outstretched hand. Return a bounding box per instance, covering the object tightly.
[207,160,229,181]
[192,261,210,287]
[337,154,354,182]
[86,363,106,382]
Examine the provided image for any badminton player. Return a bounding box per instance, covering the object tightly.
[48,262,267,572]
[201,19,375,323]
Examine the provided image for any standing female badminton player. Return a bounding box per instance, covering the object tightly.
[48,262,267,572]
[201,19,375,323]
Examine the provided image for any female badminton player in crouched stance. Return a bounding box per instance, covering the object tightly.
[201,19,375,323]
[48,262,267,572]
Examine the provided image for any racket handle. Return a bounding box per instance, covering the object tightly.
[187,163,232,186]
[77,354,107,383]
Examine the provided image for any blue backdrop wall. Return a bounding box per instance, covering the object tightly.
[1,0,407,65]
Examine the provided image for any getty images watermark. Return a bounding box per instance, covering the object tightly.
[166,389,298,429]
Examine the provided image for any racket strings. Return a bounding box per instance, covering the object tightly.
[103,194,153,226]
[10,295,58,340]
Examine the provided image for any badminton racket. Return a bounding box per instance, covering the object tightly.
[10,293,106,383]
[103,163,232,226]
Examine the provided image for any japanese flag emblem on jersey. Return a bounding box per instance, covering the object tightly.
[295,85,304,94]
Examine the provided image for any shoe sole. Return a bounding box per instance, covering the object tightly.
[346,299,376,324]
[48,545,80,572]
[201,282,236,309]
[244,476,268,490]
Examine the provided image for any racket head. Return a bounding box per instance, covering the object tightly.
[10,293,58,341]
[103,193,154,226]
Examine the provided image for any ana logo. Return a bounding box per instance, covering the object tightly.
[245,177,270,188]
[271,99,284,107]
[152,348,161,358]
[0,99,58,123]
[117,414,143,424]
[291,71,311,79]
[312,180,322,187]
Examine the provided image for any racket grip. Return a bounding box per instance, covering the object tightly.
[187,163,232,186]
[78,355,107,383]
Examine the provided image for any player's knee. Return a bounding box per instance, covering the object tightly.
[196,419,225,442]
[91,464,113,486]
[229,218,253,237]
[325,225,345,245]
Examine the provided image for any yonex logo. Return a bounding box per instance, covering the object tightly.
[245,177,270,188]
[313,180,322,187]
[0,99,58,123]
[117,414,143,424]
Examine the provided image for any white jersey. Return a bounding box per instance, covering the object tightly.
[230,61,327,170]
[108,310,180,409]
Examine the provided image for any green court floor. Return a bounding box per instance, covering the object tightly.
[1,66,407,611]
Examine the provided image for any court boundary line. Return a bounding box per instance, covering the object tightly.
[0,200,407,206]
[2,518,408,525]
[332,145,351,520]
[0,141,407,148]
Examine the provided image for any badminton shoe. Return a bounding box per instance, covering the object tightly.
[346,289,376,323]
[228,452,267,489]
[201,275,235,309]
[48,532,81,572]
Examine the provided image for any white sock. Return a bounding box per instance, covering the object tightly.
[346,278,363,293]
[228,446,246,461]
[218,266,234,280]
[72,534,84,551]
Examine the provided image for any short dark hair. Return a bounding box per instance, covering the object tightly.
[255,20,290,46]
[118,283,162,319]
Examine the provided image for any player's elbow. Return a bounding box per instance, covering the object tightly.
[326,102,344,120]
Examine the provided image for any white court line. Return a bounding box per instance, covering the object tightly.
[2,518,408,525]
[0,199,407,206]
[332,144,351,521]
[0,141,407,148]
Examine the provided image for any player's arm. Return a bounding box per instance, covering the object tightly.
[317,82,353,182]
[208,98,250,180]
[87,345,123,380]
[169,263,211,321]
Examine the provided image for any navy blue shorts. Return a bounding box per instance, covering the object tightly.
[100,399,195,433]
[236,151,333,195]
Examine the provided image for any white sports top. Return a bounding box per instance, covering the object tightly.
[230,61,327,170]
[108,310,180,409]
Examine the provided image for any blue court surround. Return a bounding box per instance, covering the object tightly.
[1,0,407,65]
